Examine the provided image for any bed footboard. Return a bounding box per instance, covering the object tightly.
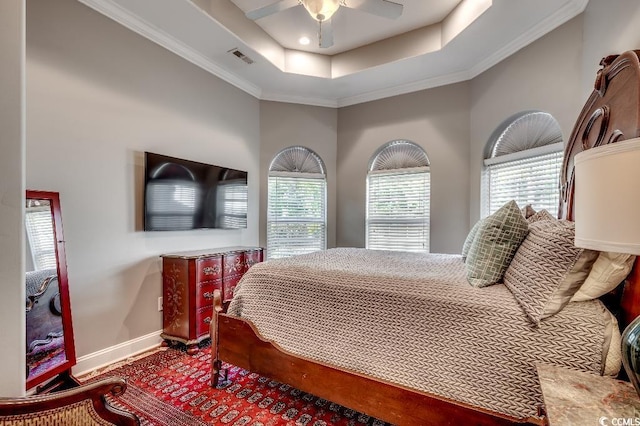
[209,290,541,426]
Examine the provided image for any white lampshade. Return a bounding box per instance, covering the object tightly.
[301,0,340,21]
[574,137,640,254]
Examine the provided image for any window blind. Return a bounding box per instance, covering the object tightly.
[366,168,430,252]
[216,180,248,228]
[483,150,562,215]
[267,174,326,259]
[25,208,57,271]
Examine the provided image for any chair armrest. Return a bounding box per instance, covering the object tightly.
[0,377,139,425]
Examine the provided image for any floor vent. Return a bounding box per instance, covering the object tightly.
[228,48,254,65]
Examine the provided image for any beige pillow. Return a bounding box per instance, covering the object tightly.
[571,252,635,302]
[503,219,598,324]
[526,209,555,224]
[602,309,622,376]
[521,204,536,219]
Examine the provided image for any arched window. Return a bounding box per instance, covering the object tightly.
[482,111,564,216]
[267,146,327,259]
[366,140,430,252]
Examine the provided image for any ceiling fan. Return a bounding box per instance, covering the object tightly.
[245,0,404,48]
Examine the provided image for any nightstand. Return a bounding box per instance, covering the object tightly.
[537,363,640,425]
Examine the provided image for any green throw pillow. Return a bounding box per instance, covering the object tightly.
[466,200,529,287]
[461,218,484,262]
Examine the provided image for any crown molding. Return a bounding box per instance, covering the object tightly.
[260,92,338,108]
[77,0,262,99]
[467,0,589,79]
[337,69,473,107]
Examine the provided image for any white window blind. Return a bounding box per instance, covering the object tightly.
[216,180,248,229]
[267,173,326,259]
[25,208,57,271]
[483,150,562,215]
[366,168,430,252]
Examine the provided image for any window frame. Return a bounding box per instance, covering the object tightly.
[365,140,430,253]
[481,110,564,217]
[266,147,327,259]
[482,143,564,216]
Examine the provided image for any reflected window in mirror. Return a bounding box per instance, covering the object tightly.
[25,200,57,271]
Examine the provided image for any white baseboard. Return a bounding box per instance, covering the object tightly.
[73,330,163,377]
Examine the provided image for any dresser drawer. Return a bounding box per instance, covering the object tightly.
[196,305,213,337]
[222,252,245,302]
[244,249,263,271]
[196,281,220,309]
[223,279,239,301]
[223,252,245,275]
[196,256,222,283]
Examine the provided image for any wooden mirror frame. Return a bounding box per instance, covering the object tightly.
[25,190,77,391]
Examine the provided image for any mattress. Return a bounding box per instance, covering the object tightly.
[227,248,614,419]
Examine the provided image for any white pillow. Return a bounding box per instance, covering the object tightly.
[571,252,635,302]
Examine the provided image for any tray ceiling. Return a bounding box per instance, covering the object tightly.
[77,0,588,107]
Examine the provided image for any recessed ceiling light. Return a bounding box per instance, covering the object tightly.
[299,36,311,46]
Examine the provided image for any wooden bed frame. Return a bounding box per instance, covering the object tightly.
[210,50,640,426]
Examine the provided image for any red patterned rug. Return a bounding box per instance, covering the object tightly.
[85,346,390,426]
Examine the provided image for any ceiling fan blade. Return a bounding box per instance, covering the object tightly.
[245,0,300,20]
[345,0,403,19]
[319,19,334,48]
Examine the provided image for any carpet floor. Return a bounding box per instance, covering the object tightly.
[84,345,391,426]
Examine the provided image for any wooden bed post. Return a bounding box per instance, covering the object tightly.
[210,289,224,388]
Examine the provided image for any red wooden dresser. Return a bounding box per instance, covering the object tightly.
[160,247,263,354]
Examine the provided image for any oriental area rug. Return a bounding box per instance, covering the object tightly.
[83,346,390,426]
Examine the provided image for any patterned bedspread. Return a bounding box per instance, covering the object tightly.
[227,248,609,419]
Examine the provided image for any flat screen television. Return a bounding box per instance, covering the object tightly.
[144,152,248,231]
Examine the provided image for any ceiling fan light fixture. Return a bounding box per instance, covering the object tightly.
[301,0,340,22]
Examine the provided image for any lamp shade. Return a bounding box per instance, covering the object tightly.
[301,0,340,21]
[574,137,640,254]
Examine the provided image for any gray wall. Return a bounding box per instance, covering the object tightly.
[469,16,584,225]
[337,83,470,254]
[582,0,640,99]
[0,0,26,396]
[26,0,260,359]
[259,101,338,251]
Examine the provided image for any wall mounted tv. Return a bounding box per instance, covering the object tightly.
[144,152,248,231]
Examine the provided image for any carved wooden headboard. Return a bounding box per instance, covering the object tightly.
[559,50,640,328]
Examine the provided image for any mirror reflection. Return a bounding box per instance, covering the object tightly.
[25,198,68,383]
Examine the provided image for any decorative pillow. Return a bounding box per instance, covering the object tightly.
[603,310,622,376]
[521,204,536,219]
[461,219,485,262]
[503,220,599,324]
[571,252,636,302]
[466,200,529,287]
[526,209,556,224]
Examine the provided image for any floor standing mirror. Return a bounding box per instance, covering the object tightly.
[25,190,77,392]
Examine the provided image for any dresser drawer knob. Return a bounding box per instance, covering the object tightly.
[203,292,214,300]
[204,317,211,324]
